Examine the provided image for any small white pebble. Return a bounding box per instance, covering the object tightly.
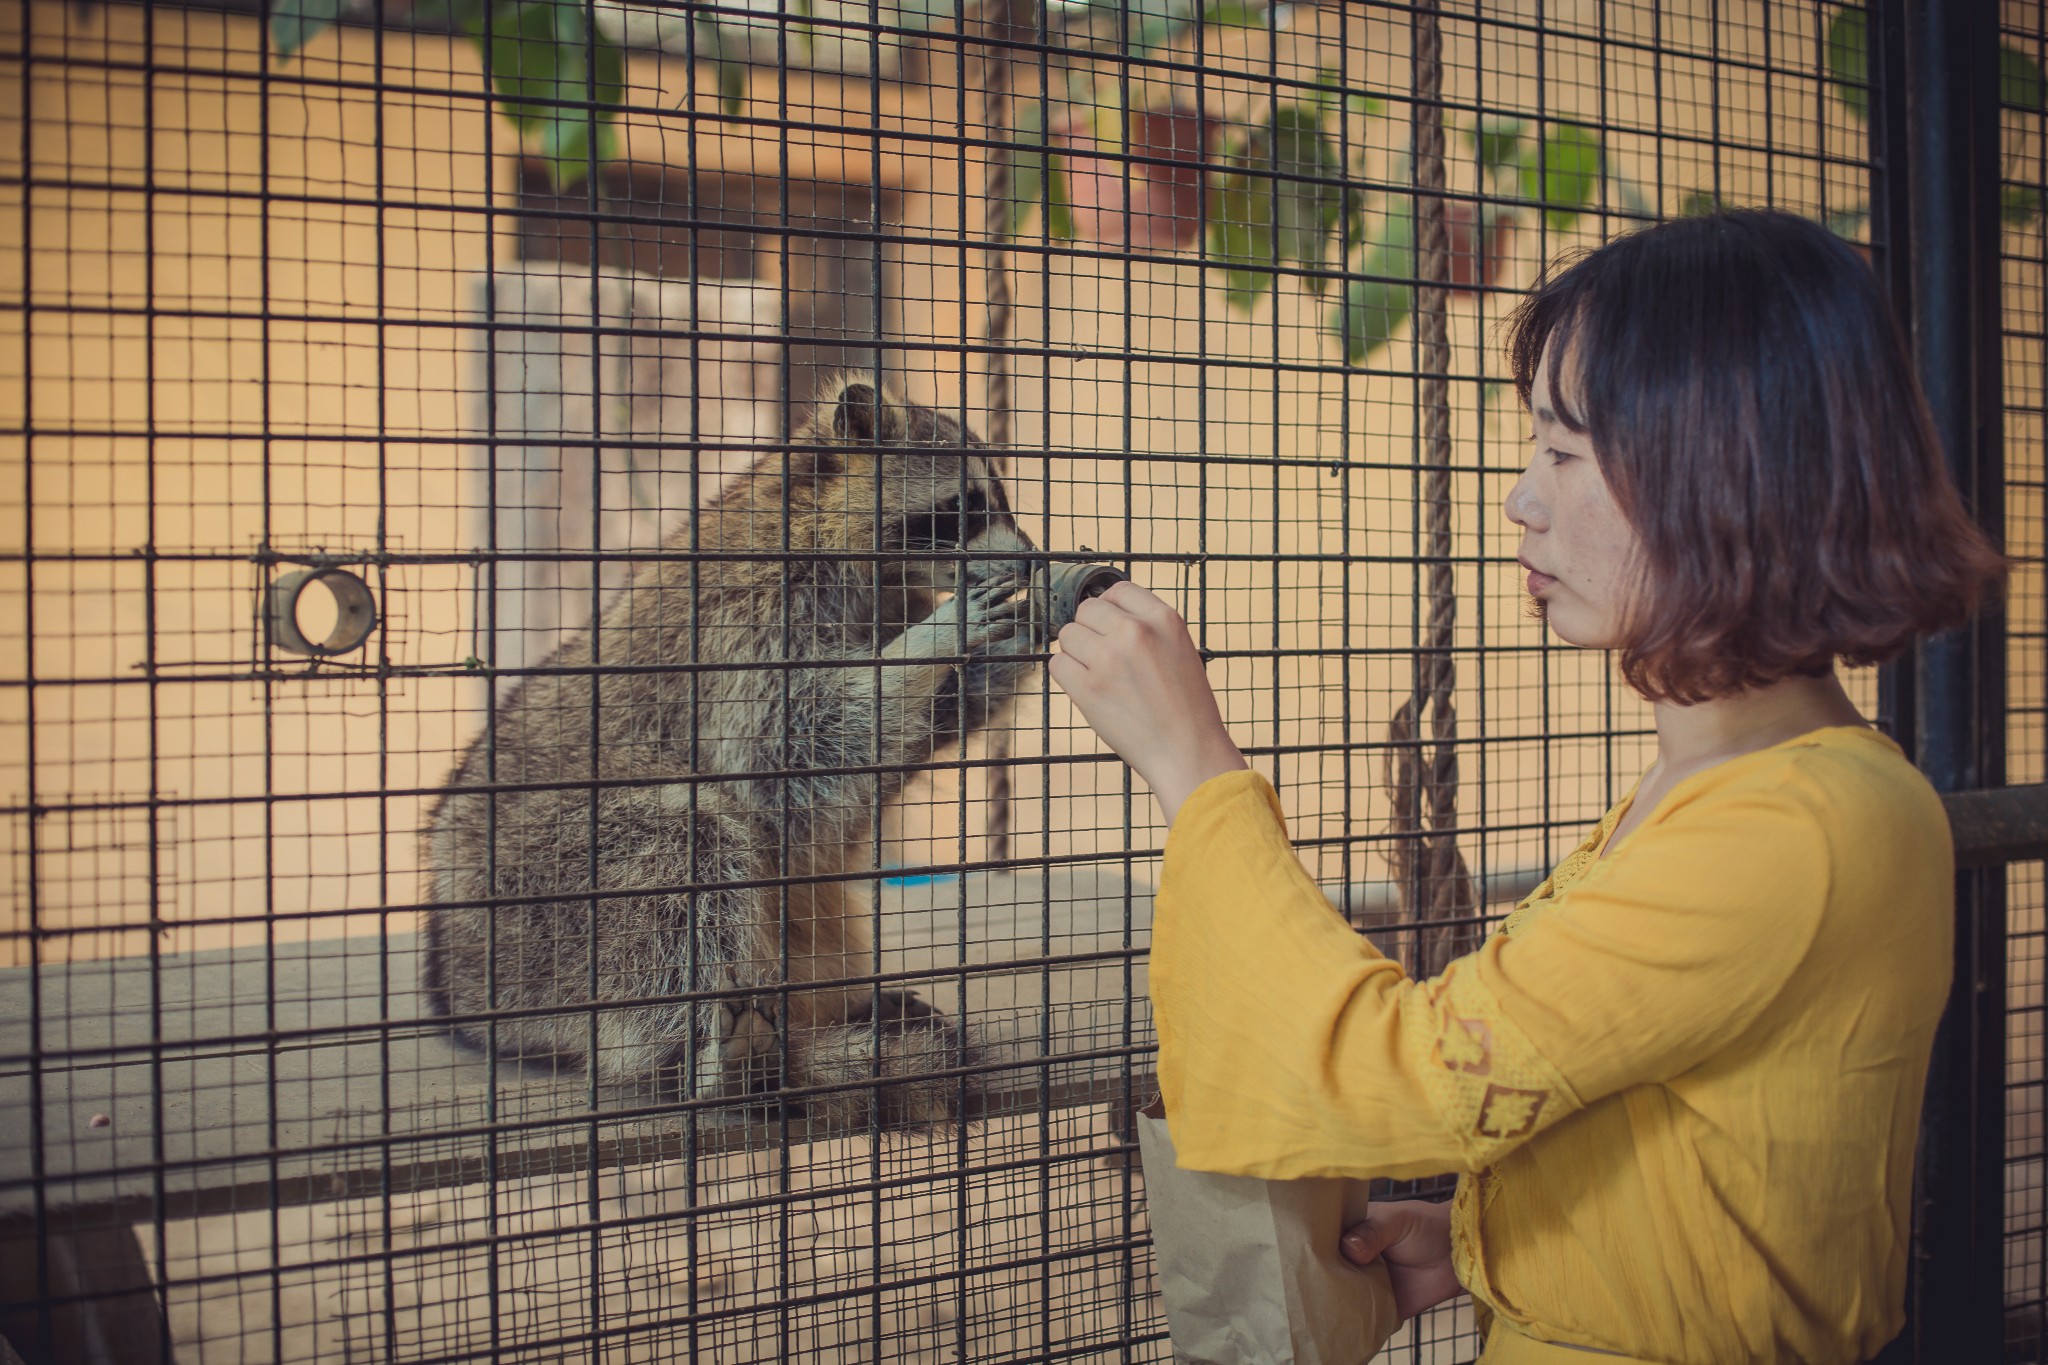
[88,1113,110,1129]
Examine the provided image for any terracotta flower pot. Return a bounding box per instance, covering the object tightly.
[1054,105,1210,250]
[1445,200,1516,293]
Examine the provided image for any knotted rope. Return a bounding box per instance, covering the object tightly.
[979,0,1021,863]
[1382,2,1479,979]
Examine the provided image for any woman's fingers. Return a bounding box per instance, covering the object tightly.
[1054,620,1102,665]
[1340,1200,1449,1270]
[1340,1220,1392,1267]
[1336,1200,1462,1320]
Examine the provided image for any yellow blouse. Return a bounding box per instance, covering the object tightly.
[1150,726,1952,1365]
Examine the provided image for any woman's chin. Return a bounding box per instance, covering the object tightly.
[1535,604,1620,650]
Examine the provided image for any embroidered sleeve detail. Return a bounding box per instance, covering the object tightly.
[1407,959,1583,1167]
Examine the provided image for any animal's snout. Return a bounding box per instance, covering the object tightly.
[961,519,1036,590]
[958,521,1129,636]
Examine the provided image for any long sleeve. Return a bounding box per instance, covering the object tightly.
[1150,766,1834,1182]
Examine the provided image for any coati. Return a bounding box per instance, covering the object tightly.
[421,379,1040,1127]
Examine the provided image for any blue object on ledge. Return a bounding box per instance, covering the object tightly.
[879,868,963,888]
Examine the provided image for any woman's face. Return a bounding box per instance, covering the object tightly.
[1504,339,1644,648]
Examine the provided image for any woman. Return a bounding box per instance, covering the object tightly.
[1048,210,2006,1364]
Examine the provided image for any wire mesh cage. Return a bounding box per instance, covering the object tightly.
[2006,5,2048,1359]
[3,0,2024,1361]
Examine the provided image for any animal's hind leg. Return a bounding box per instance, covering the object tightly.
[787,990,966,1130]
[582,827,786,1098]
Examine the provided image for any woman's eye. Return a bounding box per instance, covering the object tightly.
[1547,447,1575,465]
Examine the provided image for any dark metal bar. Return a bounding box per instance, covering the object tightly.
[1873,0,1917,756]
[1946,786,2048,868]
[1882,0,2010,1359]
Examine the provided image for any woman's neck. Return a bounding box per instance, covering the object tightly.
[1648,671,1868,786]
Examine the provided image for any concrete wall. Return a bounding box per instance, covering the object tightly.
[2,0,1874,962]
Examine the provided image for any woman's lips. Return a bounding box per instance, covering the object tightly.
[1525,569,1557,595]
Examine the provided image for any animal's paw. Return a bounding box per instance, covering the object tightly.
[887,576,1031,667]
[794,993,967,1132]
[958,575,1031,652]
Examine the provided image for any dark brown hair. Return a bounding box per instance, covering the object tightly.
[1506,208,2006,704]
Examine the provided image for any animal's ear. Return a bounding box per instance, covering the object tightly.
[827,380,905,444]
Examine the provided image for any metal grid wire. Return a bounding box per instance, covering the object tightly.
[0,1,1922,1362]
[2010,2,2048,1357]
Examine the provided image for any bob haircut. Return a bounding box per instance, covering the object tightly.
[1507,208,2006,705]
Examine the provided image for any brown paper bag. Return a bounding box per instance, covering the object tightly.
[1138,1099,1399,1365]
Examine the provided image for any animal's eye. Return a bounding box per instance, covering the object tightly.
[926,490,987,522]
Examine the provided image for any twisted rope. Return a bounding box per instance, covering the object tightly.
[1383,2,1478,979]
[980,0,1019,862]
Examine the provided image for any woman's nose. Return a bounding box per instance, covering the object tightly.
[1504,469,1544,530]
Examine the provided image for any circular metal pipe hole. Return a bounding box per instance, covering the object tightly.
[1038,562,1130,634]
[265,568,379,657]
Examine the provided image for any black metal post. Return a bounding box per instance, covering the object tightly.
[1872,0,1916,757]
[1879,0,2009,1360]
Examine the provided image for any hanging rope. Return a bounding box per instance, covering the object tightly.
[1383,1,1478,980]
[979,0,1022,864]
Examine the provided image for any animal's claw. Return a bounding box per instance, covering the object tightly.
[967,575,1025,611]
[963,577,1030,645]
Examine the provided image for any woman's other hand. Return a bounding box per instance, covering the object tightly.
[1045,580,1246,823]
[1340,1199,1463,1320]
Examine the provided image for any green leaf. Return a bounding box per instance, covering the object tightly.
[1466,117,1524,183]
[1824,205,1870,239]
[1333,276,1411,366]
[1003,100,1071,238]
[1606,165,1654,217]
[1207,163,1277,313]
[1199,0,1268,27]
[1330,197,1413,363]
[1676,188,1723,218]
[1311,67,1340,115]
[1518,123,1602,232]
[2003,43,2048,112]
[537,106,618,186]
[2002,184,2045,227]
[1347,93,1385,118]
[1827,10,1869,122]
[467,0,626,191]
[681,19,744,117]
[1268,103,1344,287]
[999,100,1076,240]
[717,56,746,114]
[1007,103,1046,237]
[1046,158,1077,240]
[892,0,959,34]
[407,0,459,29]
[272,0,347,58]
[1126,0,1194,59]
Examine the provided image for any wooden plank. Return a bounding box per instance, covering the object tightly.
[0,867,1158,1219]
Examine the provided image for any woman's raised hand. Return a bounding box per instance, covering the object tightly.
[1046,580,1247,824]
